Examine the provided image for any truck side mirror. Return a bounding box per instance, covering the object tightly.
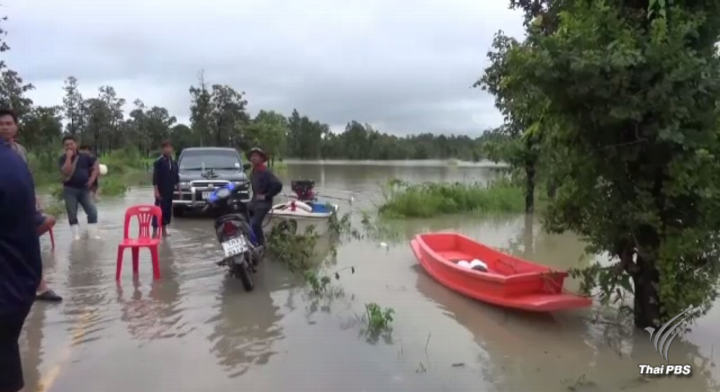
[242,163,251,171]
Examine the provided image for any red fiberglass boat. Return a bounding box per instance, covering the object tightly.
[410,232,592,312]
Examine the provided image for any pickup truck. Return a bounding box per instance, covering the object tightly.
[172,147,252,217]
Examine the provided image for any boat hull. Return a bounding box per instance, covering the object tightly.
[265,202,338,236]
[410,233,592,312]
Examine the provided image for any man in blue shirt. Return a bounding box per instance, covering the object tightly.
[79,145,100,201]
[58,135,100,240]
[0,109,62,303]
[0,137,42,392]
[247,147,283,246]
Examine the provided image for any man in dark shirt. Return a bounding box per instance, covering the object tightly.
[152,140,179,237]
[247,147,283,246]
[58,135,100,240]
[0,138,42,392]
[0,109,61,303]
[79,145,99,201]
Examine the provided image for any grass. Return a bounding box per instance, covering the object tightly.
[270,161,287,172]
[29,147,150,199]
[378,177,526,218]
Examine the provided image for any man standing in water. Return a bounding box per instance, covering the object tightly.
[59,135,100,240]
[247,147,283,247]
[152,140,179,237]
[79,145,99,201]
[0,109,61,302]
[0,126,43,392]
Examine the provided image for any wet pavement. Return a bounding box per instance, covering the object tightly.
[24,161,720,391]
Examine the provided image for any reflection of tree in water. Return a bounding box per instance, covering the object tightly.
[117,242,181,343]
[415,258,719,391]
[502,215,590,264]
[207,262,289,378]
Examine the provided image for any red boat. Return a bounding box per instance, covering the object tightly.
[410,232,592,312]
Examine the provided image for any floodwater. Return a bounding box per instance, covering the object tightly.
[25,161,720,392]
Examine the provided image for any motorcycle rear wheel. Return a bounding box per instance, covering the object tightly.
[231,255,254,291]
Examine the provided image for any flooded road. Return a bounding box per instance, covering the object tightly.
[26,161,720,391]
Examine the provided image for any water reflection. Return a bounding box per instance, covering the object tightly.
[206,262,292,378]
[23,298,48,392]
[116,241,182,344]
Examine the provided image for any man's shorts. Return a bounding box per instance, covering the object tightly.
[34,212,46,228]
[0,307,32,392]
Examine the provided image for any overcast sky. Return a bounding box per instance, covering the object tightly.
[3,0,524,135]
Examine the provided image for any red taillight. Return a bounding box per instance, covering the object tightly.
[223,221,237,236]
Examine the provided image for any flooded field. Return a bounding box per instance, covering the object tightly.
[27,162,720,392]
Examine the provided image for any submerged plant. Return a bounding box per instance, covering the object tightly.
[365,302,395,332]
[267,212,357,296]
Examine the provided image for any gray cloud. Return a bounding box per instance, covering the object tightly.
[3,0,524,135]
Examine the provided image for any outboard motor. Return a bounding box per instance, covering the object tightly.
[291,180,316,201]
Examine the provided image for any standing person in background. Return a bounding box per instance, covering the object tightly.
[59,135,100,240]
[0,109,61,303]
[246,147,283,247]
[79,145,99,201]
[152,140,179,238]
[0,131,43,392]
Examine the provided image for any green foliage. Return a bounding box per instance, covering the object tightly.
[476,27,550,213]
[267,224,322,273]
[489,0,720,327]
[39,199,66,218]
[318,122,488,161]
[378,178,525,218]
[244,110,288,163]
[266,211,358,290]
[365,302,394,332]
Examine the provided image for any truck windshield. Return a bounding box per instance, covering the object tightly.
[179,150,241,170]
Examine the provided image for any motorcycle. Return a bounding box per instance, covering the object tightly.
[204,181,264,291]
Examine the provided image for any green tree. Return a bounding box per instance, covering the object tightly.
[169,124,197,153]
[62,76,84,136]
[144,106,177,149]
[189,71,212,146]
[20,105,63,170]
[209,84,249,147]
[477,32,545,213]
[98,86,126,151]
[244,110,287,165]
[496,0,720,328]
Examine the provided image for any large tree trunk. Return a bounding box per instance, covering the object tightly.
[524,162,536,214]
[631,254,662,329]
[522,213,534,257]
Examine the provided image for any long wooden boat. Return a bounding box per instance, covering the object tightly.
[410,232,592,312]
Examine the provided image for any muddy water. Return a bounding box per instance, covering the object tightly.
[24,162,720,392]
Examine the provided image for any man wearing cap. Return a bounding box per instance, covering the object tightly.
[247,147,283,246]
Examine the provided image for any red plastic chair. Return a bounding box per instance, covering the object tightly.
[116,205,162,281]
[48,227,55,249]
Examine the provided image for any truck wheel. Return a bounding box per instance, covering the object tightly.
[172,207,185,218]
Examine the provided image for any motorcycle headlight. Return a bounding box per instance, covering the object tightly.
[216,187,231,198]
